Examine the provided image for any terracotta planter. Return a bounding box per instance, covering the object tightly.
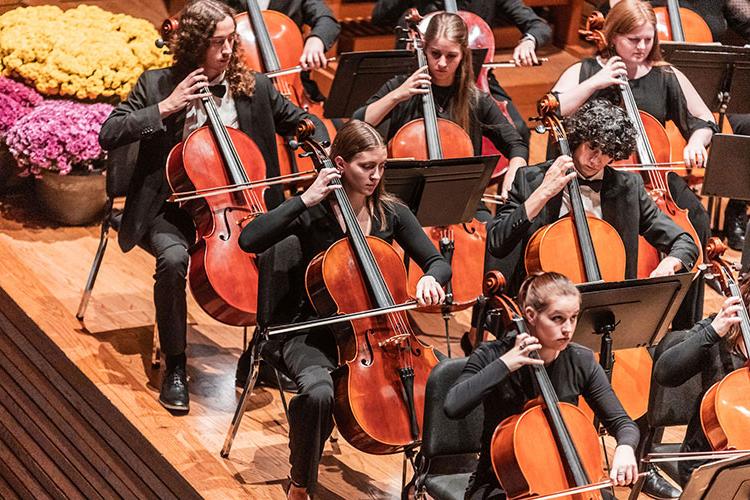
[35,169,106,225]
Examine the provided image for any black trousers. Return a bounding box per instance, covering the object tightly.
[139,205,195,359]
[281,330,338,491]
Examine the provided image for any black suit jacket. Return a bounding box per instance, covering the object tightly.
[99,67,327,252]
[487,161,699,293]
[224,0,340,49]
[372,0,552,47]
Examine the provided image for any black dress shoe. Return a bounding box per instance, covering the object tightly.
[641,467,681,499]
[159,366,189,412]
[724,204,748,251]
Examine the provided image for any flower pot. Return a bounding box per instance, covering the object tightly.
[35,169,106,225]
[0,143,27,192]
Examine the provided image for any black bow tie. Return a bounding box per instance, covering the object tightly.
[577,177,603,193]
[208,84,226,98]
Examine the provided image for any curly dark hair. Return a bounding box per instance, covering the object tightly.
[170,0,255,97]
[564,99,637,161]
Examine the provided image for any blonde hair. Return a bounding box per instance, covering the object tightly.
[604,0,665,65]
[329,120,402,230]
[518,272,581,314]
[423,12,478,132]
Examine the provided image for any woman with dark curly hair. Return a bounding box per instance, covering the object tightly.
[98,0,328,412]
[486,99,699,294]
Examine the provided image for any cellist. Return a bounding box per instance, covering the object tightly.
[552,0,715,330]
[238,120,450,500]
[98,0,328,412]
[486,99,698,294]
[371,0,554,143]
[444,271,640,500]
[353,12,529,200]
[652,279,747,486]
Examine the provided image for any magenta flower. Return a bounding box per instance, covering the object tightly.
[0,77,43,109]
[6,100,113,176]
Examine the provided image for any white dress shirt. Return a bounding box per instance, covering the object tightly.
[182,72,239,140]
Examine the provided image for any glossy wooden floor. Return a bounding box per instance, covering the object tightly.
[0,44,737,499]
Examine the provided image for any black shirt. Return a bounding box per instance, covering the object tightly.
[652,317,747,485]
[444,335,640,496]
[238,196,452,322]
[579,58,719,140]
[352,75,529,161]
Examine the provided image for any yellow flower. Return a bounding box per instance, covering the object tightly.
[0,5,171,101]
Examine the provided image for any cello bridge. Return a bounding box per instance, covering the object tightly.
[378,333,410,349]
[236,211,263,227]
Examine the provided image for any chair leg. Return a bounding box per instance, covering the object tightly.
[151,322,161,369]
[222,335,264,458]
[76,217,111,321]
[274,368,290,422]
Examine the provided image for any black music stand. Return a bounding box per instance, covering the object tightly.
[386,155,498,356]
[573,274,694,383]
[323,49,488,118]
[680,452,750,499]
[702,134,750,202]
[661,42,750,228]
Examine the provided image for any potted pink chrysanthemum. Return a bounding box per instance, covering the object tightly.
[5,100,113,225]
[0,77,43,189]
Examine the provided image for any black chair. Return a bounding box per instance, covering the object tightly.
[74,143,163,365]
[410,357,484,500]
[76,142,139,321]
[628,330,703,499]
[222,234,305,457]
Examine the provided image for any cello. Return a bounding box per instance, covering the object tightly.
[295,121,439,454]
[391,10,488,313]
[580,13,703,278]
[166,84,267,325]
[654,0,712,43]
[700,237,750,450]
[234,1,336,177]
[491,315,610,500]
[526,94,653,422]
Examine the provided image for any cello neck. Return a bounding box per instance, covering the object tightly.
[245,0,282,71]
[557,137,603,282]
[511,317,593,487]
[444,0,459,13]
[322,155,396,309]
[414,42,444,160]
[617,75,660,187]
[666,0,686,42]
[199,87,250,186]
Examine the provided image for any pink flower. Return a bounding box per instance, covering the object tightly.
[6,100,113,176]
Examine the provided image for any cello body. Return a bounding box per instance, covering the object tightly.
[306,236,439,453]
[525,217,626,283]
[166,125,266,326]
[492,402,606,499]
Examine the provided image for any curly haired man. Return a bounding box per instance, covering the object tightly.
[486,99,698,294]
[99,0,328,412]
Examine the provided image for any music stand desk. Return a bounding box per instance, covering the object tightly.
[384,155,497,227]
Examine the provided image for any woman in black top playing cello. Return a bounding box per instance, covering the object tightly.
[444,272,639,500]
[238,119,450,500]
[353,12,528,200]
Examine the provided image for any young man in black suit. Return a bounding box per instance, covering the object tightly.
[99,0,327,412]
[487,99,699,294]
